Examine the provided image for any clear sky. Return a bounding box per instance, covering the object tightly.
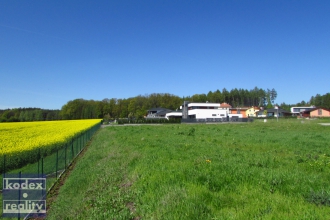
[1,0,329,110]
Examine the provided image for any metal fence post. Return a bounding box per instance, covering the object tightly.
[79,133,81,152]
[64,144,67,169]
[71,138,74,160]
[41,157,44,175]
[56,150,58,178]
[3,154,6,179]
[38,158,40,177]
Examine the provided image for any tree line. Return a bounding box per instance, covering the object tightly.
[54,87,278,120]
[2,88,329,122]
[0,108,61,122]
[60,94,183,120]
[309,93,330,109]
[278,92,330,112]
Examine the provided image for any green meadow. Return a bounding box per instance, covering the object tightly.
[47,119,330,219]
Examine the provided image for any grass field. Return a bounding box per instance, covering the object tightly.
[46,118,330,219]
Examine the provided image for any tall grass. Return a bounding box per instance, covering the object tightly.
[47,119,330,219]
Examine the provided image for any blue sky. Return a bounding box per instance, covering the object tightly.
[1,0,329,110]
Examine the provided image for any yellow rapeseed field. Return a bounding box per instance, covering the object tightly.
[0,119,101,156]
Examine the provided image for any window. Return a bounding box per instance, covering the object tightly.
[212,114,216,116]
[237,109,241,114]
[318,109,322,115]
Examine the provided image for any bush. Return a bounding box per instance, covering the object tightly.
[117,118,181,124]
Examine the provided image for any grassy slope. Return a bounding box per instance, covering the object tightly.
[46,119,330,219]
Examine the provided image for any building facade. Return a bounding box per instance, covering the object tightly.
[166,102,242,120]
[290,106,315,116]
[310,108,330,117]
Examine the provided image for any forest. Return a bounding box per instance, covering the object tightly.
[1,87,329,122]
[24,87,278,121]
[0,108,61,122]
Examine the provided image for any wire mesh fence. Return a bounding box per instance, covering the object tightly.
[181,117,254,123]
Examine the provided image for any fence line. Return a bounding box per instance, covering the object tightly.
[181,118,254,123]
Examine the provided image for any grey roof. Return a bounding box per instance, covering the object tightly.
[264,108,291,113]
[154,109,173,116]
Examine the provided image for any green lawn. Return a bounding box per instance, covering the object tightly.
[46,119,330,219]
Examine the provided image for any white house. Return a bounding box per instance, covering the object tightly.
[290,106,315,116]
[165,102,242,120]
[165,111,182,119]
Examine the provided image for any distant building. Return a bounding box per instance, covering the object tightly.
[246,106,260,117]
[310,108,330,117]
[230,107,249,118]
[290,106,315,116]
[299,109,313,118]
[266,108,291,117]
[146,108,173,118]
[257,108,291,117]
[165,102,242,120]
[164,110,182,119]
[183,102,230,119]
[219,102,232,110]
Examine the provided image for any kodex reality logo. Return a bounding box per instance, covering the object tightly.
[2,174,46,218]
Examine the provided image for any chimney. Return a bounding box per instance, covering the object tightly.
[183,101,189,119]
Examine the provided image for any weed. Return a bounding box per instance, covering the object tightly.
[306,190,330,206]
[188,127,195,136]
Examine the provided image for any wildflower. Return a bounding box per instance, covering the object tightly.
[206,159,211,163]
